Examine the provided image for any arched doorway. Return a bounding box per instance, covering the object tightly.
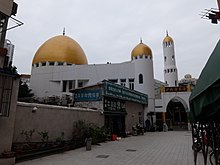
[166,97,188,130]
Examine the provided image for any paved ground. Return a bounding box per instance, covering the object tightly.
[16,131,209,165]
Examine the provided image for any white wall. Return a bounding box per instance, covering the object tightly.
[30,62,134,98]
[155,99,164,112]
[161,92,191,112]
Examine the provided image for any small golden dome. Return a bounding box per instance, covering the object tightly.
[163,31,173,43]
[131,41,152,58]
[32,35,88,65]
[163,36,173,43]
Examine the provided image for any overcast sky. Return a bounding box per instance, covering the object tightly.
[6,0,220,81]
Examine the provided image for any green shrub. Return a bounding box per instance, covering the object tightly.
[72,120,107,144]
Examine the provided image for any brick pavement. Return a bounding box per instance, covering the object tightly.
[16,131,209,165]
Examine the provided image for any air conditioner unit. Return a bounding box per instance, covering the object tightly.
[4,39,14,68]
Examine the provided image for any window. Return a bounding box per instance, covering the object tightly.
[171,69,173,72]
[108,79,118,84]
[0,75,13,117]
[172,55,174,61]
[49,62,54,66]
[58,62,63,66]
[139,74,143,84]
[69,81,73,91]
[129,79,134,90]
[120,79,126,87]
[164,56,167,62]
[175,80,177,86]
[36,63,39,67]
[62,81,67,92]
[42,62,46,66]
[78,82,83,88]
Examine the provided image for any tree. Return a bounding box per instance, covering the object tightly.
[18,81,34,101]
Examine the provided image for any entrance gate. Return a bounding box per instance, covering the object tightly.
[166,99,188,130]
[159,89,191,131]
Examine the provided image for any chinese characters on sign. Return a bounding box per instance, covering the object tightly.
[74,89,102,102]
[104,98,126,112]
[164,86,187,92]
[104,81,148,105]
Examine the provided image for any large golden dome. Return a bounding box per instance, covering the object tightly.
[32,35,88,65]
[131,41,152,58]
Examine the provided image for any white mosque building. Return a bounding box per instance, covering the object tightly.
[30,32,192,129]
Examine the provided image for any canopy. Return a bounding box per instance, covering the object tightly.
[189,40,220,122]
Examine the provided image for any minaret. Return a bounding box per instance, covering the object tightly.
[131,39,155,123]
[163,31,178,87]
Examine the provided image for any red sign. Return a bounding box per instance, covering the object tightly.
[165,86,187,92]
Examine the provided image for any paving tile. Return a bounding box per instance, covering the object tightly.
[16,131,210,165]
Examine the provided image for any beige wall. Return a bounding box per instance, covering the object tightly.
[13,102,104,142]
[125,101,145,133]
[14,101,145,142]
[0,77,19,165]
[74,100,103,110]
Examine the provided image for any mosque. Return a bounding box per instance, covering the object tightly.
[30,32,192,130]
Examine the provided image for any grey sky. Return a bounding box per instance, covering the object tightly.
[6,0,220,81]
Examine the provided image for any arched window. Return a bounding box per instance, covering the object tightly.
[139,74,143,84]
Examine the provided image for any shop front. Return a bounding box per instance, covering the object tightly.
[103,97,126,136]
[73,80,148,137]
[103,80,148,136]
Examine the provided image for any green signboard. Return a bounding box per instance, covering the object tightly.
[103,81,148,105]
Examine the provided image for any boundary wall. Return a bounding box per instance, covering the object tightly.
[13,102,104,142]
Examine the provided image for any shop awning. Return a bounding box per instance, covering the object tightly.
[189,40,220,122]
